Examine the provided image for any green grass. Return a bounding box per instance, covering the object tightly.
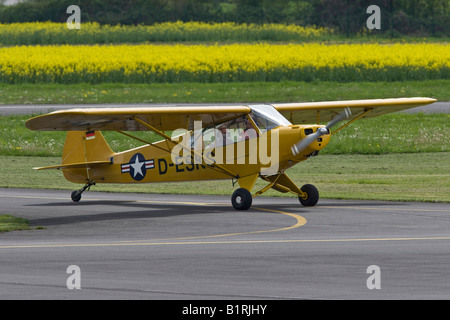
[0,79,448,203]
[2,112,449,157]
[0,214,30,233]
[1,153,448,202]
[324,113,450,154]
[1,112,448,203]
[0,80,448,105]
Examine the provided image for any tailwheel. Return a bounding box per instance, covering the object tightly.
[71,180,95,203]
[231,188,252,210]
[71,190,82,202]
[298,184,319,207]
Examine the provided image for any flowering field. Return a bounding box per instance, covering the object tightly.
[0,43,448,84]
[0,21,331,45]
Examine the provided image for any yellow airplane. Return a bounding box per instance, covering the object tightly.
[26,97,436,210]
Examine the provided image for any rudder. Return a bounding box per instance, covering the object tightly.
[62,131,114,183]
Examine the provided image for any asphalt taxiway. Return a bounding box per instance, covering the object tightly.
[1,188,450,300]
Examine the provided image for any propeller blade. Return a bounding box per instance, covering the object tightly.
[291,107,352,156]
[291,131,320,155]
[291,127,328,155]
[326,107,352,129]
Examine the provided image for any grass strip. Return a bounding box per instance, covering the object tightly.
[1,153,449,203]
[0,214,30,233]
[0,80,448,105]
[2,113,448,157]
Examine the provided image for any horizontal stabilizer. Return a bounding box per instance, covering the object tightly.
[33,160,111,170]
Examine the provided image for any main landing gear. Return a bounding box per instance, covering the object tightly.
[71,180,95,202]
[298,184,319,207]
[231,175,320,210]
[231,188,253,210]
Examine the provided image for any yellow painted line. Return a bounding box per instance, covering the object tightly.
[2,194,448,212]
[117,207,307,243]
[256,207,306,232]
[320,205,450,213]
[1,236,450,250]
[0,192,307,248]
[2,192,449,251]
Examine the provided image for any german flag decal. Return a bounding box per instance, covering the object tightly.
[86,131,96,140]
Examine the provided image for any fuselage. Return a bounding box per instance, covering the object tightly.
[62,123,331,184]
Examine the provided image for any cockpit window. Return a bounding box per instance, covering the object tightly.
[191,117,248,148]
[188,105,291,148]
[249,105,292,133]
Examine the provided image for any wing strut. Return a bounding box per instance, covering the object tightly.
[331,108,373,135]
[132,117,238,179]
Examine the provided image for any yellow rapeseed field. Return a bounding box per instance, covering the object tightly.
[0,43,448,83]
[0,21,331,45]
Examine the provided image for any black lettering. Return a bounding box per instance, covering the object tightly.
[158,158,167,175]
[185,163,195,171]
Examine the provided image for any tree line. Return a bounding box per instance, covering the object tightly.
[0,0,448,36]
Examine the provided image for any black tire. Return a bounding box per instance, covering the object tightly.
[71,191,82,202]
[298,184,319,207]
[231,188,252,210]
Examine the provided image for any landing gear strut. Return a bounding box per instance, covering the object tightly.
[71,180,96,202]
[231,171,321,210]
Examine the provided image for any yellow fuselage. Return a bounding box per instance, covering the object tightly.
[62,124,330,185]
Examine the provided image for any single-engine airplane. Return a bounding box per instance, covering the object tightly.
[25,97,436,210]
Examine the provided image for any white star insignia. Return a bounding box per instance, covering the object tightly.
[130,156,144,178]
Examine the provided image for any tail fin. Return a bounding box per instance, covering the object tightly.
[62,131,113,165]
[60,131,114,183]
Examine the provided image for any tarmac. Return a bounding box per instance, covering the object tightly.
[1,188,450,300]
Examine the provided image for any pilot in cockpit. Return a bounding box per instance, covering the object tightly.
[239,118,258,141]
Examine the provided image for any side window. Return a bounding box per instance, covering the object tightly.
[191,114,262,148]
[250,111,278,133]
[202,119,240,148]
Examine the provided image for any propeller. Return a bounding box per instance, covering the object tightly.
[291,107,352,156]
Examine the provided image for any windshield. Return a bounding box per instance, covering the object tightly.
[249,104,291,133]
[187,104,291,148]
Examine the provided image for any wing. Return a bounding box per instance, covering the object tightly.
[26,98,436,132]
[272,98,437,125]
[25,105,251,132]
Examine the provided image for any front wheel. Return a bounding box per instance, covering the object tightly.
[231,188,252,210]
[298,184,319,207]
[71,191,82,202]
